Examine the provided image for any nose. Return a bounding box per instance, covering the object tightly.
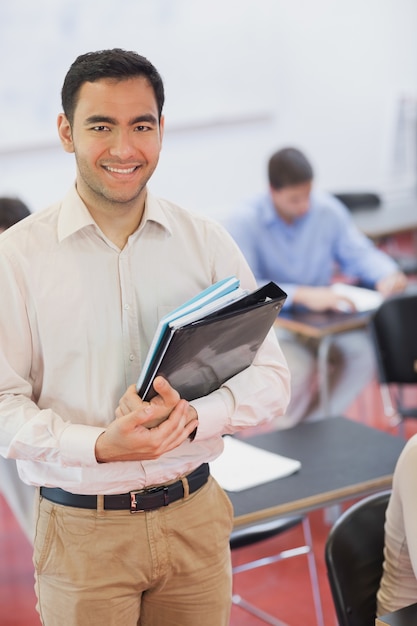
[109,129,137,160]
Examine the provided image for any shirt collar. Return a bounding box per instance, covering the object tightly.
[141,190,173,236]
[57,185,96,242]
[57,184,173,243]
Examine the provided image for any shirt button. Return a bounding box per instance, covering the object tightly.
[124,304,130,310]
[129,354,135,361]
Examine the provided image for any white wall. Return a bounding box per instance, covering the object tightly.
[0,0,416,220]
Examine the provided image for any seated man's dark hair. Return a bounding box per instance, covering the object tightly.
[268,147,314,190]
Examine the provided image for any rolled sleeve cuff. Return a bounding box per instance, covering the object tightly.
[190,393,231,441]
[60,424,107,467]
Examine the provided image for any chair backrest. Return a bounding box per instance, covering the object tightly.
[333,192,381,212]
[325,490,391,626]
[369,292,417,385]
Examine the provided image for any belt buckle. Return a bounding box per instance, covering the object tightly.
[130,485,169,513]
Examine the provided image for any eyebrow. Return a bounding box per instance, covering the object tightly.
[84,114,159,126]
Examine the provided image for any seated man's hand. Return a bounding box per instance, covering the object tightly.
[95,377,198,463]
[376,271,408,297]
[293,286,355,313]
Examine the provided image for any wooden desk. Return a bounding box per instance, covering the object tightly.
[229,416,405,527]
[376,602,417,625]
[275,308,372,414]
[352,197,417,241]
[276,308,371,339]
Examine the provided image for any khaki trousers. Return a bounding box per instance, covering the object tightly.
[33,476,233,626]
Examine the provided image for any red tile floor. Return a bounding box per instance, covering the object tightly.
[1,381,416,626]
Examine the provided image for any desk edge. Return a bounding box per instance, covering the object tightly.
[232,475,393,527]
[275,315,370,338]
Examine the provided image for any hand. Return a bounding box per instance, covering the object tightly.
[293,286,356,313]
[95,377,198,463]
[376,271,408,297]
[116,376,181,428]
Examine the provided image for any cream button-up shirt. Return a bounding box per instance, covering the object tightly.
[0,185,290,494]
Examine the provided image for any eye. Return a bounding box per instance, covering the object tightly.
[134,125,151,132]
[92,125,110,132]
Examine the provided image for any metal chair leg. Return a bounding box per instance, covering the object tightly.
[302,517,325,626]
[232,594,290,626]
[231,515,325,626]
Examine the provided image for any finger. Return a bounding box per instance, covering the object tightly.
[172,402,198,439]
[151,400,190,443]
[116,395,141,418]
[116,397,132,417]
[152,376,180,407]
[121,385,148,413]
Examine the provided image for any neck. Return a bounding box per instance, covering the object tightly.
[98,215,141,249]
[93,204,144,249]
[78,188,147,249]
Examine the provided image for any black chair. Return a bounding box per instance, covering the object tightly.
[325,490,391,626]
[333,192,417,276]
[230,514,324,626]
[333,192,381,212]
[368,291,417,434]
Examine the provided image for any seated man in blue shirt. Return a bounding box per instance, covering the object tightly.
[226,147,407,427]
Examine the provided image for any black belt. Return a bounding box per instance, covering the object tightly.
[40,463,209,513]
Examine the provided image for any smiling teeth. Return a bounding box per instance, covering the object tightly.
[106,166,136,174]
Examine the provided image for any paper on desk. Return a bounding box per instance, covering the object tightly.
[331,282,383,312]
[210,435,301,492]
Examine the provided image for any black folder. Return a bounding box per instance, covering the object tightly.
[138,282,287,401]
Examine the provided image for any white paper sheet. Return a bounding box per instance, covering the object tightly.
[331,282,383,312]
[210,435,301,492]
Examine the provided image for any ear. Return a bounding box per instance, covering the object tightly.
[57,113,75,153]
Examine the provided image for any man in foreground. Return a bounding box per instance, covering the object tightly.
[0,49,290,625]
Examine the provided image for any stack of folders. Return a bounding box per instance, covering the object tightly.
[136,276,287,402]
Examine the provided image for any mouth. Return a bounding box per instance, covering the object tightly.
[103,165,139,175]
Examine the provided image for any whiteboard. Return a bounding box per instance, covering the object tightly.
[0,0,276,151]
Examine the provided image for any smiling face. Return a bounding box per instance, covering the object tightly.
[57,76,164,216]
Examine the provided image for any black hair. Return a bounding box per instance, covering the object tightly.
[268,147,314,189]
[61,48,165,125]
[0,197,31,230]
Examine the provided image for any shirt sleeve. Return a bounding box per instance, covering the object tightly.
[395,440,417,579]
[190,225,291,440]
[0,249,103,468]
[191,326,290,440]
[331,198,399,286]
